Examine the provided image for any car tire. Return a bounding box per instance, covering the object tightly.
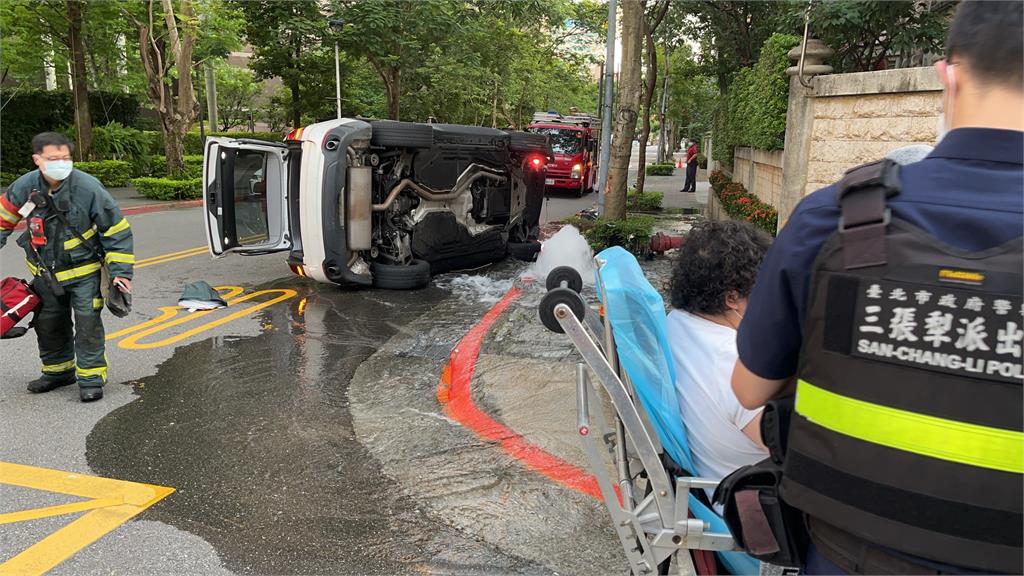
[509,132,550,155]
[369,120,434,148]
[508,240,542,262]
[371,259,431,290]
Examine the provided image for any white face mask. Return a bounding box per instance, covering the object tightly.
[43,160,73,181]
[937,64,957,143]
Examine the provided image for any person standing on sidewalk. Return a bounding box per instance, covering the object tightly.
[0,132,134,402]
[682,140,699,192]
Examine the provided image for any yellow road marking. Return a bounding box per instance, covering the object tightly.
[0,498,121,525]
[114,287,297,350]
[0,461,173,575]
[105,286,246,341]
[135,246,208,269]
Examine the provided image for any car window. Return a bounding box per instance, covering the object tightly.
[529,128,583,155]
[231,150,270,246]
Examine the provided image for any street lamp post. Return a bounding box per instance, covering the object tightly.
[329,19,344,120]
[595,0,617,216]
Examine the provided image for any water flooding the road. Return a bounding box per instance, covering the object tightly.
[86,277,542,575]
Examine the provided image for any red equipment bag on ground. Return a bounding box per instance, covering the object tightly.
[2,277,40,338]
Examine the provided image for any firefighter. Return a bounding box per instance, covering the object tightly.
[0,132,134,403]
[731,1,1022,574]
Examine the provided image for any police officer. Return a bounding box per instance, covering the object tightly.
[731,2,1022,573]
[0,132,134,402]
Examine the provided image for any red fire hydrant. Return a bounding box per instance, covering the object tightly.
[649,232,686,254]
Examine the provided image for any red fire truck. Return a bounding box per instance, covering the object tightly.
[526,112,598,198]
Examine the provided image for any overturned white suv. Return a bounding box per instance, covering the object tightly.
[202,118,550,289]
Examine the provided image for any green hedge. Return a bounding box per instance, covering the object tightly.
[132,177,202,201]
[645,163,675,176]
[74,160,134,188]
[626,189,664,212]
[1,172,23,187]
[713,33,800,168]
[709,169,778,235]
[0,90,141,172]
[149,155,204,179]
[564,214,656,254]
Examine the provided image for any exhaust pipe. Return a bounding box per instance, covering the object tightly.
[372,164,505,212]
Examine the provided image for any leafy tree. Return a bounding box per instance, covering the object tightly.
[335,0,458,120]
[807,1,956,72]
[230,0,334,128]
[124,0,200,177]
[634,0,670,195]
[214,65,261,131]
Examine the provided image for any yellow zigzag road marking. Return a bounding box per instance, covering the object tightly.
[0,461,173,576]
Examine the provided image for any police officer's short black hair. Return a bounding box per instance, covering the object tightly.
[31,132,74,154]
[670,220,772,315]
[946,0,1023,88]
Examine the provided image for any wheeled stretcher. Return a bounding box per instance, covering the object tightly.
[537,247,791,575]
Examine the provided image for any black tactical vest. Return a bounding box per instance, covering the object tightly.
[781,159,1024,574]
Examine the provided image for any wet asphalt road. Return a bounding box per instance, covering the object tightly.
[1,206,552,574]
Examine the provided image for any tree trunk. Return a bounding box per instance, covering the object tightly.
[634,1,669,196]
[385,67,401,120]
[604,0,644,221]
[67,0,92,161]
[289,76,301,128]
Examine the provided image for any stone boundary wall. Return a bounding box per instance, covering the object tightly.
[733,147,784,208]
[778,67,942,228]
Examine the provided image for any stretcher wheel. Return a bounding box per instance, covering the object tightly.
[538,287,585,334]
[546,266,583,293]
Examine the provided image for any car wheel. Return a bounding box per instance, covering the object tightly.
[371,259,431,290]
[369,120,434,148]
[509,132,550,155]
[507,240,542,262]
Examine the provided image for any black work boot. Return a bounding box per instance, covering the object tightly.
[79,387,103,402]
[27,374,77,394]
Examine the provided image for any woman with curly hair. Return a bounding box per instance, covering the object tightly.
[667,219,772,482]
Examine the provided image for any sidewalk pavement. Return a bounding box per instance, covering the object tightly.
[639,151,710,210]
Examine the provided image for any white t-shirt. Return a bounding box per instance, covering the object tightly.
[666,309,767,482]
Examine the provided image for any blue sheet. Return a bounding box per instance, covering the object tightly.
[596,246,758,575]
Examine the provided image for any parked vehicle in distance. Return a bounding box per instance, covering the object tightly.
[202,118,551,289]
[525,111,598,198]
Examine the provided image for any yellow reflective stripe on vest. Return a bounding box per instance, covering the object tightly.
[55,261,102,282]
[0,204,19,226]
[25,260,101,282]
[93,297,104,309]
[102,217,130,237]
[42,359,76,374]
[797,380,1024,474]
[64,226,97,249]
[105,252,135,265]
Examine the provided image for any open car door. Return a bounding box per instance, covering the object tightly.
[203,137,291,256]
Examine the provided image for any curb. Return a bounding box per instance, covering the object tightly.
[11,199,202,231]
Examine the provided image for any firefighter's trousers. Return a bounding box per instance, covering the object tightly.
[32,272,106,388]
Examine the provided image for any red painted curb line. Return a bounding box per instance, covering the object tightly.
[11,199,202,231]
[437,287,604,501]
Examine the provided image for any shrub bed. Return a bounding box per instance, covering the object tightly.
[132,177,202,201]
[149,155,204,179]
[626,189,664,212]
[644,163,675,176]
[564,214,656,254]
[74,160,133,187]
[709,169,778,235]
